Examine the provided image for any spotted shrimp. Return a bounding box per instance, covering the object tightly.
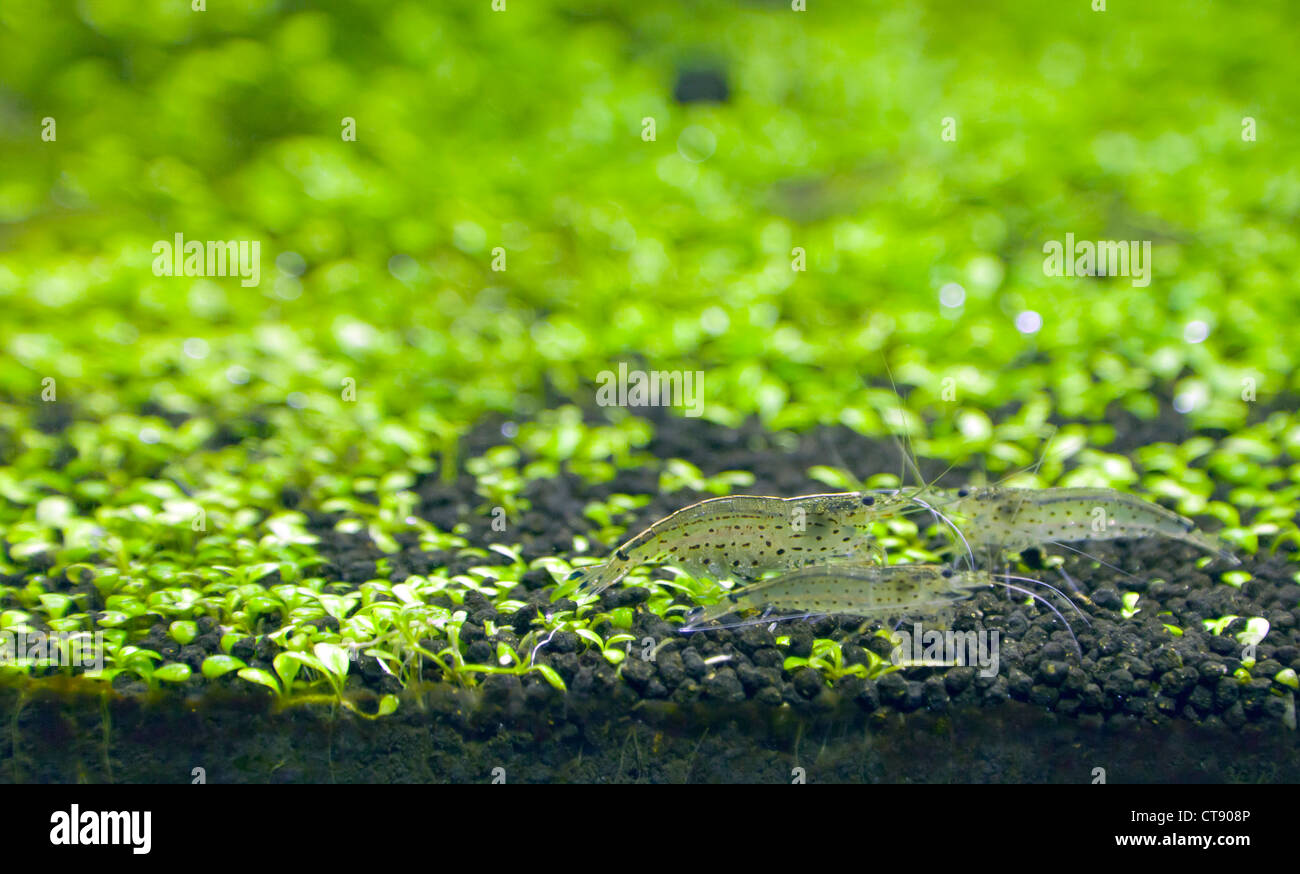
[925,486,1239,566]
[568,491,936,596]
[679,562,1085,654]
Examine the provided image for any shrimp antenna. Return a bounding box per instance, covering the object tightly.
[819,428,861,490]
[878,356,978,568]
[882,356,931,495]
[680,609,825,633]
[996,573,1092,627]
[982,425,1061,531]
[1029,424,1059,478]
[910,496,976,570]
[982,423,1055,533]
[993,423,1061,488]
[989,576,1083,657]
[880,357,964,502]
[1043,540,1144,584]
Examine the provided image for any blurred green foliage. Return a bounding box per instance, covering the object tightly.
[3,1,1297,439]
[0,1,1298,702]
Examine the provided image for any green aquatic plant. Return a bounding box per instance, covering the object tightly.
[153,663,192,684]
[783,638,897,683]
[658,460,755,496]
[168,621,199,646]
[201,655,247,681]
[1120,592,1142,620]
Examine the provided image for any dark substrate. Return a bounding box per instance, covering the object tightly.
[4,681,1298,783]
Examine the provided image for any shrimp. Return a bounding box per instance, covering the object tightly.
[869,374,1238,569]
[680,564,983,629]
[679,563,1085,654]
[928,486,1239,566]
[567,491,927,596]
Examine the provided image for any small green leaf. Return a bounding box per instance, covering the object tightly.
[169,620,198,646]
[35,496,76,527]
[369,526,400,554]
[313,642,350,678]
[1236,617,1270,647]
[496,642,517,666]
[272,652,303,688]
[1221,570,1252,589]
[377,694,399,716]
[0,611,32,630]
[154,663,192,683]
[201,655,246,680]
[807,466,860,491]
[39,593,72,619]
[122,648,163,671]
[237,667,281,695]
[246,595,283,616]
[38,593,73,621]
[1203,615,1239,636]
[1120,591,1141,619]
[531,664,566,692]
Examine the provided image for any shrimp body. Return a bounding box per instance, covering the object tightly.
[932,486,1238,564]
[570,491,918,595]
[680,564,988,630]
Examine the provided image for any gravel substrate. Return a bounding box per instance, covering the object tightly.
[5,403,1299,782]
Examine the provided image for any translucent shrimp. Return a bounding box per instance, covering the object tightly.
[680,563,982,629]
[679,563,1085,654]
[871,377,1238,569]
[567,491,927,596]
[929,486,1239,566]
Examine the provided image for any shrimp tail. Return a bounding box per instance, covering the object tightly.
[1186,533,1240,566]
[1168,513,1239,566]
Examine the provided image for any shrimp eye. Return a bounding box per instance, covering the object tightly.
[941,568,954,578]
[861,495,875,506]
[957,488,969,498]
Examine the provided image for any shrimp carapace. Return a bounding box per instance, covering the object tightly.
[568,491,925,596]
